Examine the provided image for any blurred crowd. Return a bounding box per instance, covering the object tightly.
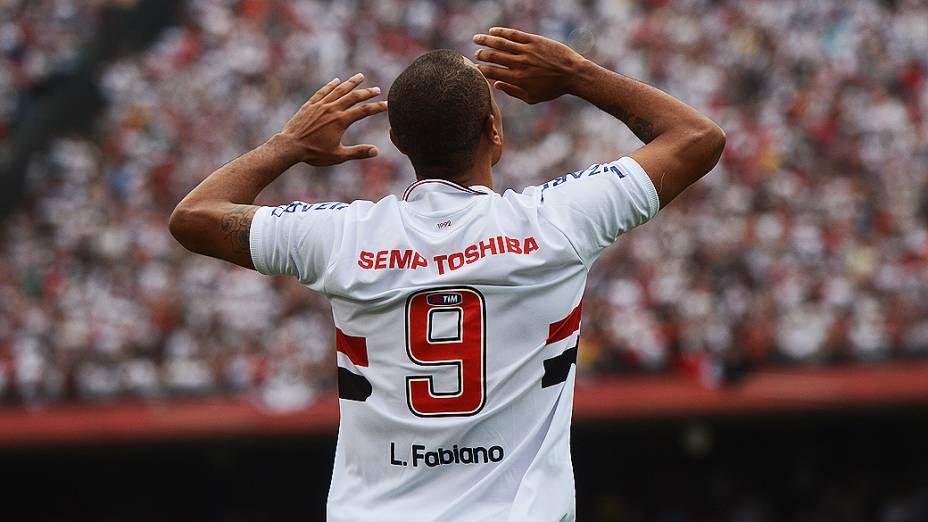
[1,0,927,407]
[0,0,116,157]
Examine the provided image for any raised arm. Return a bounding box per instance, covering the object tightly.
[168,73,387,268]
[473,27,725,207]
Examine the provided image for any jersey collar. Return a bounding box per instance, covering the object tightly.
[402,179,493,201]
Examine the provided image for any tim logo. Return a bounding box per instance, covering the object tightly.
[437,220,452,230]
[427,292,462,306]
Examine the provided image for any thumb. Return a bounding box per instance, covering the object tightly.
[493,81,530,102]
[338,144,379,162]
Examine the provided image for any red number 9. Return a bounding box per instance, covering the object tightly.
[405,287,486,417]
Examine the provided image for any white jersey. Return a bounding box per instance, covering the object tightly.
[249,156,659,521]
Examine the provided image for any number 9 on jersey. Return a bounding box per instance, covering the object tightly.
[405,287,487,417]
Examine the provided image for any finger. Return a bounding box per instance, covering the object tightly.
[308,77,341,104]
[493,81,530,101]
[343,100,388,124]
[472,34,524,53]
[477,64,519,84]
[488,26,535,44]
[475,48,522,68]
[324,72,365,103]
[337,86,382,109]
[337,144,380,162]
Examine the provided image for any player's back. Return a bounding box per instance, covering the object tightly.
[248,157,660,521]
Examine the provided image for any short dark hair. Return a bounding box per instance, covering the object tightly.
[388,49,491,180]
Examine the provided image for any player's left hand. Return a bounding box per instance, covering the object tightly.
[473,28,586,105]
[276,73,388,166]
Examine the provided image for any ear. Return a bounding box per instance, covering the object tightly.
[389,128,407,155]
[485,114,501,146]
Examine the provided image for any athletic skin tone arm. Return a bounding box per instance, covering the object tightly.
[168,73,387,269]
[473,27,725,207]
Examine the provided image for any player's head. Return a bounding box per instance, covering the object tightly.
[388,49,503,183]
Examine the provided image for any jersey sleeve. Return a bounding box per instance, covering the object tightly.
[248,201,349,292]
[535,156,660,266]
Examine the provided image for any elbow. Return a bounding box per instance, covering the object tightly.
[168,203,199,251]
[688,119,726,174]
[706,120,726,160]
[708,122,726,159]
[696,119,726,160]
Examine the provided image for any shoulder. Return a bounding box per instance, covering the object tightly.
[521,158,658,217]
[539,158,642,202]
[498,161,627,206]
[350,194,400,221]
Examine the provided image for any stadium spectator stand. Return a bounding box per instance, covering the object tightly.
[1,0,927,410]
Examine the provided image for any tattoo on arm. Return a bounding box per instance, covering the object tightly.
[608,104,656,143]
[627,114,655,143]
[219,205,256,254]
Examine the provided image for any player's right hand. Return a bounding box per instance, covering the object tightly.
[473,27,587,105]
[276,73,387,166]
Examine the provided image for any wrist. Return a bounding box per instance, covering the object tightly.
[565,58,603,97]
[264,133,304,166]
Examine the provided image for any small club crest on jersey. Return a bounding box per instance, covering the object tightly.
[427,292,462,306]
